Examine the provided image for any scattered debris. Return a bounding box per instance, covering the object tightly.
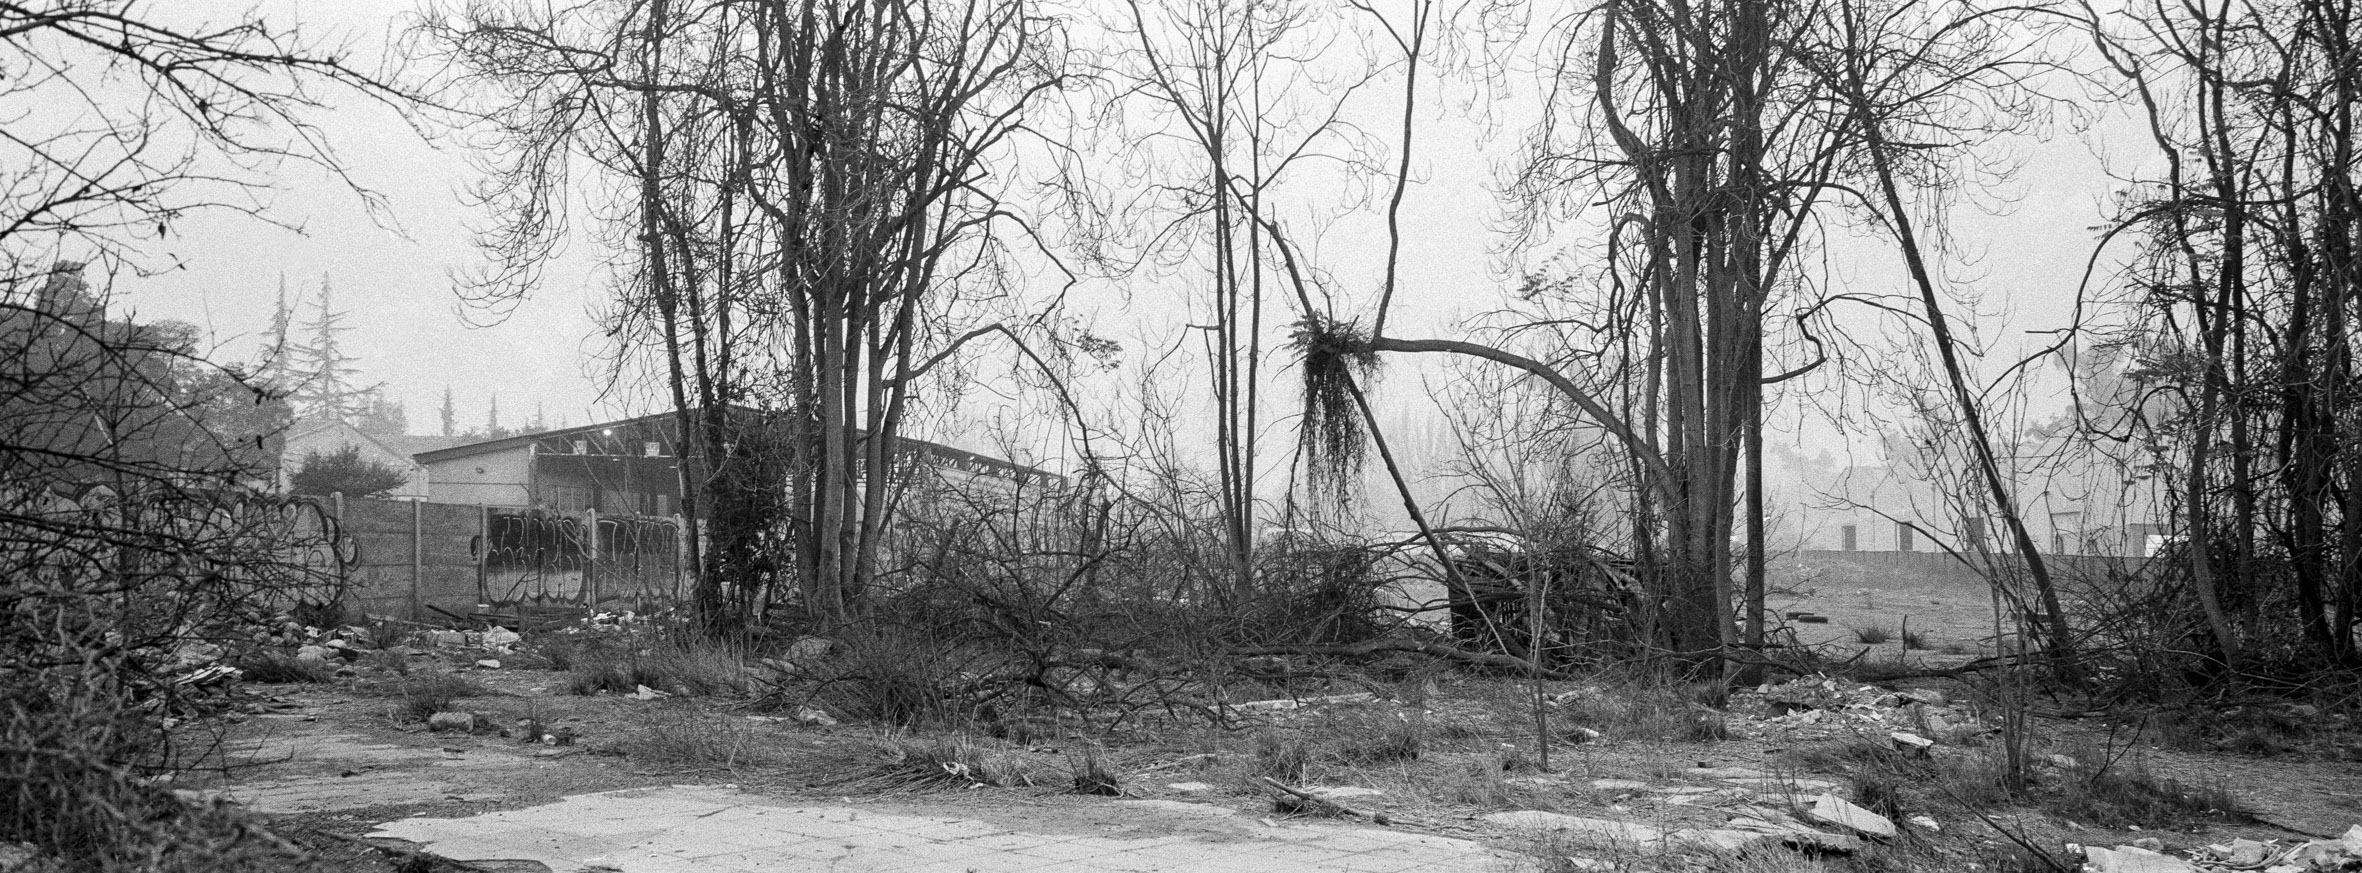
[631,685,669,701]
[2079,824,2362,873]
[793,704,838,727]
[1889,731,1935,756]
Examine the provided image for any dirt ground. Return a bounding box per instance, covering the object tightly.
[181,565,2362,872]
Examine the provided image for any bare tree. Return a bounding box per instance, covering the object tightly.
[429,0,1073,631]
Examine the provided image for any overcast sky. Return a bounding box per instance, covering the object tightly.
[108,1,2133,482]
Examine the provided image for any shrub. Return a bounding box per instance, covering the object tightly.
[370,674,487,724]
[568,635,744,697]
[231,652,334,684]
[1853,625,1893,645]
[1254,730,1310,783]
[621,705,779,772]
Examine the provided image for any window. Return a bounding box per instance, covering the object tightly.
[644,441,662,457]
[1963,517,1987,549]
[1841,525,1858,551]
[1898,523,1915,552]
[572,441,588,455]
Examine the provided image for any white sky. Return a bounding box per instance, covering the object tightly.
[102,2,2140,494]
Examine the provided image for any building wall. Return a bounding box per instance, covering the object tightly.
[422,445,533,507]
[282,423,431,499]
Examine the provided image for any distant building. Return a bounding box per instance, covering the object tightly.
[280,418,460,500]
[1789,438,2168,559]
[411,410,1065,516]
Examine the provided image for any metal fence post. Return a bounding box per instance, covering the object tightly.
[411,498,423,621]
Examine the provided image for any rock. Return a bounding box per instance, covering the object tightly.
[1309,786,1385,800]
[2082,845,2196,873]
[482,627,522,649]
[1589,779,1653,791]
[545,726,576,746]
[1480,811,1664,843]
[426,711,476,733]
[1805,793,1896,840]
[295,645,330,663]
[2215,838,2269,866]
[1904,689,1947,707]
[1888,731,1935,755]
[631,685,669,701]
[2048,754,2081,769]
[2340,825,2362,853]
[1907,814,1940,831]
[786,636,836,664]
[1718,818,1866,854]
[474,659,501,670]
[792,705,838,727]
[2130,837,2165,852]
[1165,782,1216,793]
[426,630,466,647]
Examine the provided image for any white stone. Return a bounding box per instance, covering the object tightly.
[1310,786,1385,800]
[1805,794,1895,839]
[1165,782,1217,793]
[1888,731,1934,755]
[474,659,500,670]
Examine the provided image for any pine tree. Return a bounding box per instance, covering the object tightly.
[255,274,295,388]
[287,274,367,422]
[439,386,457,437]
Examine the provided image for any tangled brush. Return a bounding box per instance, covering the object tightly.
[1290,317,1380,510]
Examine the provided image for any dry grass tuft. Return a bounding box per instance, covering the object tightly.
[230,652,334,684]
[619,705,781,772]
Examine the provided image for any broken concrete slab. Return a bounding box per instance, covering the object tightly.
[1481,811,1664,843]
[372,785,1516,873]
[2081,845,2196,873]
[1805,793,1895,839]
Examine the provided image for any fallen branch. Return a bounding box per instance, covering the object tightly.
[1233,638,1583,680]
[1260,777,1392,825]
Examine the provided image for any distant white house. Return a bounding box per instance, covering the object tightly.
[279,418,461,500]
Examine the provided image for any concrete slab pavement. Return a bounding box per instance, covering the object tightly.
[369,785,1528,872]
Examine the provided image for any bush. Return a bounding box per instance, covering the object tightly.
[568,634,745,697]
[230,652,334,684]
[621,705,780,772]
[1853,624,1893,645]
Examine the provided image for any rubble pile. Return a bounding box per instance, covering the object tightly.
[2079,827,2362,872]
[1730,675,1987,741]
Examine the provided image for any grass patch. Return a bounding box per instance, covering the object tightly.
[1852,624,1893,645]
[1254,730,1310,783]
[359,673,489,724]
[1068,750,1120,796]
[1780,738,2013,818]
[231,652,334,684]
[2051,747,2243,828]
[1555,674,1728,743]
[846,737,1041,790]
[1335,714,1423,765]
[619,705,781,771]
[1902,628,1931,650]
[569,636,745,697]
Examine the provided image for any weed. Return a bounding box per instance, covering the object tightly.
[1853,624,1894,645]
[852,737,1038,790]
[365,673,487,724]
[231,652,333,684]
[1556,674,1729,743]
[621,705,779,771]
[1069,750,1120,796]
[569,636,745,697]
[1338,715,1422,765]
[1902,628,1931,650]
[793,629,971,727]
[2051,749,2242,827]
[1254,730,1310,783]
[1439,758,1522,808]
